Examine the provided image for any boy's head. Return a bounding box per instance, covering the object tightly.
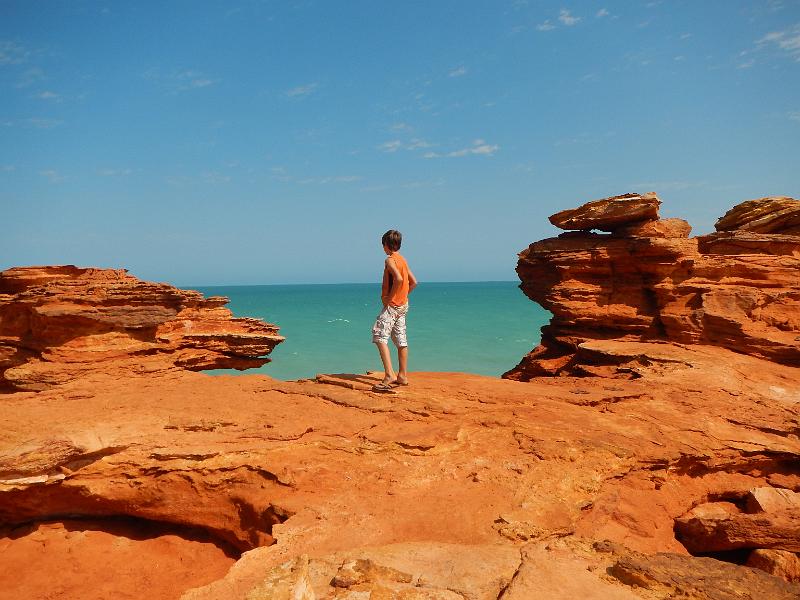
[381,229,402,252]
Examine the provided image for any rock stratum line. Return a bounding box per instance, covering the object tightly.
[1,193,799,599]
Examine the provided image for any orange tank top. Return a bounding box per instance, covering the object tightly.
[381,253,410,307]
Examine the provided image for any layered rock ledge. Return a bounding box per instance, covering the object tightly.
[504,194,800,379]
[0,266,284,391]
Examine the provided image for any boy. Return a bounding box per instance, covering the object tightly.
[372,229,417,392]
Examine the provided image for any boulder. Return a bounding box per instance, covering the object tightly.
[746,487,800,514]
[549,192,661,232]
[608,550,800,599]
[747,549,800,583]
[716,196,800,234]
[675,509,800,553]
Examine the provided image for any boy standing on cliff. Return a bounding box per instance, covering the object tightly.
[372,229,417,392]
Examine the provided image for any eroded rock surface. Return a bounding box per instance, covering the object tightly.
[505,195,800,379]
[1,354,798,598]
[0,265,284,391]
[1,231,799,600]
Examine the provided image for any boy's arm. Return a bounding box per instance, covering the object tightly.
[408,268,418,293]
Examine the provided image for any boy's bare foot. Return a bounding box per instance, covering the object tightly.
[390,377,409,387]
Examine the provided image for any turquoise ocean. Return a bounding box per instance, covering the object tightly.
[196,282,550,381]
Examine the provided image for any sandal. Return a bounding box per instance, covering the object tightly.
[371,382,395,393]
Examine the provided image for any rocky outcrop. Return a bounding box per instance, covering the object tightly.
[0,266,284,391]
[1,264,799,598]
[715,196,800,234]
[549,192,661,232]
[504,194,800,379]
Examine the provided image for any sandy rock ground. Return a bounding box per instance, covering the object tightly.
[2,342,799,599]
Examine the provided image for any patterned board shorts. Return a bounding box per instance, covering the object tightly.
[372,303,409,347]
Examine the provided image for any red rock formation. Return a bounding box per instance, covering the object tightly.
[505,194,800,379]
[0,265,284,391]
[549,192,661,231]
[716,196,800,235]
[1,264,799,597]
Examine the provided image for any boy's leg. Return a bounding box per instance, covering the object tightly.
[375,342,396,384]
[391,305,409,384]
[372,306,398,385]
[397,346,408,383]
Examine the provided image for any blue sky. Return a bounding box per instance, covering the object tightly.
[2,0,798,285]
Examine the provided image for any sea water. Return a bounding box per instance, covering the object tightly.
[196,281,550,381]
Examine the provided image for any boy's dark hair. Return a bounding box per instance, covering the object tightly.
[382,229,402,251]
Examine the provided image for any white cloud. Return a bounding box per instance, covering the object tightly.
[402,178,445,189]
[407,138,432,150]
[0,41,29,65]
[558,9,580,26]
[26,118,62,129]
[390,122,411,131]
[738,58,755,69]
[629,180,708,192]
[596,8,609,18]
[1,165,16,172]
[536,20,556,31]
[35,90,61,101]
[379,138,432,153]
[360,184,391,193]
[757,24,800,61]
[98,168,133,176]
[15,67,45,89]
[269,167,362,185]
[380,140,403,153]
[285,82,318,97]
[424,139,499,158]
[40,169,64,182]
[176,70,219,90]
[202,171,231,184]
[790,111,800,122]
[143,67,219,93]
[448,65,468,77]
[299,175,362,184]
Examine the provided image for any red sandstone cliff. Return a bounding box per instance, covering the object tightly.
[0,266,284,391]
[504,194,800,380]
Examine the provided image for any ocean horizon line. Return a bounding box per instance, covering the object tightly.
[191,279,521,289]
